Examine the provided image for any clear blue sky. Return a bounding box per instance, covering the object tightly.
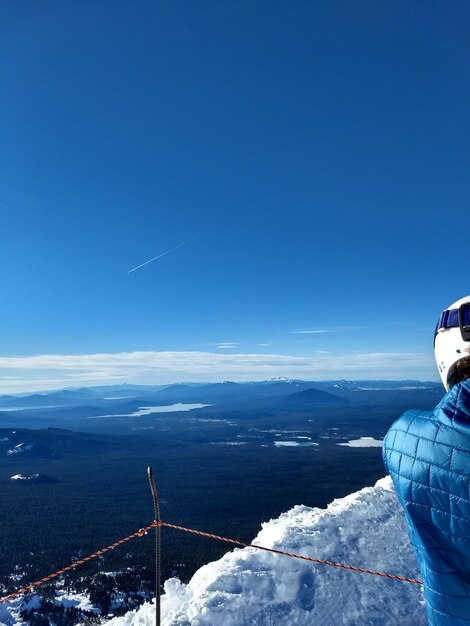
[1,1,469,390]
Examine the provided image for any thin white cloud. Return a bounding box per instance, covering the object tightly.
[0,350,437,393]
[291,330,331,334]
[216,343,238,350]
[290,327,366,334]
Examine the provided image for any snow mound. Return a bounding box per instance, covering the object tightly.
[107,477,425,625]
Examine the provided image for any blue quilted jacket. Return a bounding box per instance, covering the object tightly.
[383,380,470,625]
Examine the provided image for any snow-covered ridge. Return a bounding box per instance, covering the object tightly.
[107,477,426,626]
[10,473,39,481]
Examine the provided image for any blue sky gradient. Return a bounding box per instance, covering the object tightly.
[1,1,469,390]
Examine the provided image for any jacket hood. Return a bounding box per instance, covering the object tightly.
[435,378,470,432]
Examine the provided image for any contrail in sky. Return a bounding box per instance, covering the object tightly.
[127,236,199,274]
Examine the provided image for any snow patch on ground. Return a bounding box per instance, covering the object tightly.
[106,477,425,626]
[6,444,34,456]
[0,592,98,626]
[55,592,98,612]
[338,437,383,448]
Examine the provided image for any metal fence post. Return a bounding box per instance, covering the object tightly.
[148,467,161,626]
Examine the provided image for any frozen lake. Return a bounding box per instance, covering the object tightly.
[338,437,383,448]
[89,403,209,419]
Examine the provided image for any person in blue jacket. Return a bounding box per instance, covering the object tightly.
[383,295,470,626]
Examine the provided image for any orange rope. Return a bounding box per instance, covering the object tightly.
[160,521,422,585]
[0,522,156,604]
[0,518,422,605]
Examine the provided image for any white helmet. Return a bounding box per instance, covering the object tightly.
[434,295,470,390]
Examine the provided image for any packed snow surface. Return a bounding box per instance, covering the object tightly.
[107,477,425,626]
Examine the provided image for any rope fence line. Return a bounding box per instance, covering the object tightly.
[0,518,422,605]
[0,522,157,605]
[159,521,423,585]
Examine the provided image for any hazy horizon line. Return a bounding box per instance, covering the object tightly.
[0,349,438,394]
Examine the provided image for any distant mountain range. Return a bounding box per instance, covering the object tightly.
[0,379,443,418]
[0,379,442,412]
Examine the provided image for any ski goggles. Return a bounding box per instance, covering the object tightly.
[435,302,470,343]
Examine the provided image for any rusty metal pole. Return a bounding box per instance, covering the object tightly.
[148,467,161,626]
